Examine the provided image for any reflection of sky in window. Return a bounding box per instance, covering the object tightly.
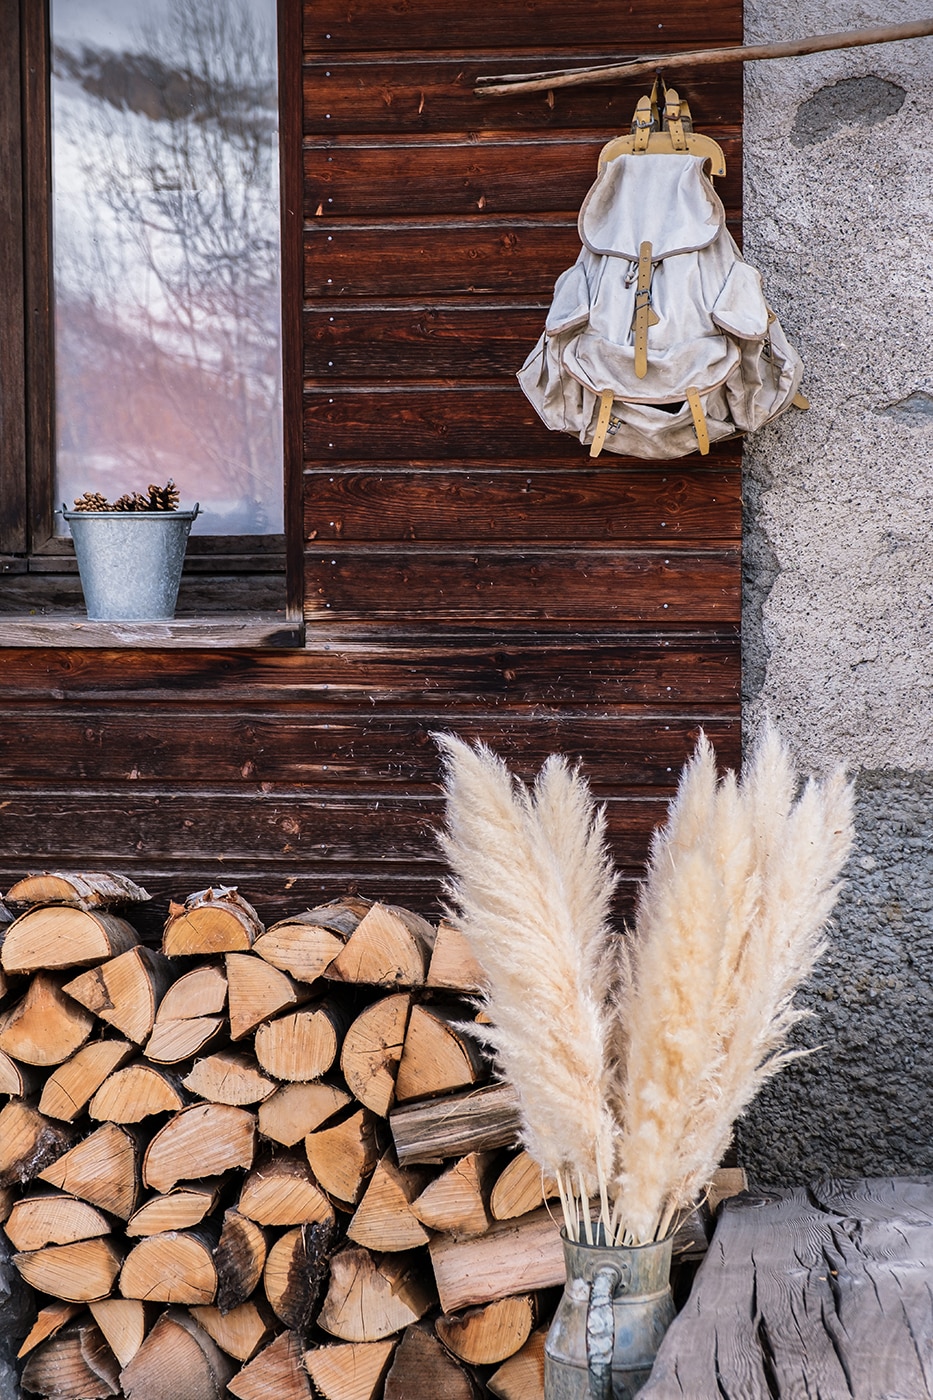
[51,0,283,536]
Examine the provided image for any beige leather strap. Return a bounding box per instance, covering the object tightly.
[632,95,653,152]
[792,390,810,409]
[632,241,660,380]
[685,386,710,456]
[663,91,688,150]
[589,389,615,458]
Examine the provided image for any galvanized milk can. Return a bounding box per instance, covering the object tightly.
[544,1229,675,1399]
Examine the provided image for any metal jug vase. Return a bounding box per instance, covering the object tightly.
[545,1228,675,1400]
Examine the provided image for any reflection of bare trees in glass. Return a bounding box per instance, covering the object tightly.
[53,0,282,534]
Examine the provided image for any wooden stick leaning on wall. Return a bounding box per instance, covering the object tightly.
[475,18,933,96]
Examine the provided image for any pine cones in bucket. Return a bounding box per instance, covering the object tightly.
[72,480,181,512]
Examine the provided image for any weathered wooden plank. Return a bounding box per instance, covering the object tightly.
[303,469,741,542]
[0,712,738,786]
[305,134,741,217]
[0,635,739,705]
[305,216,742,299]
[304,57,740,134]
[303,0,742,52]
[304,385,745,460]
[0,790,669,867]
[641,1182,933,1400]
[306,548,740,623]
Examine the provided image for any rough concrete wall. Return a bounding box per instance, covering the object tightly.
[738,1,933,1181]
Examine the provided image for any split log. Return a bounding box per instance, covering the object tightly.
[383,1323,481,1400]
[88,1299,153,1367]
[0,972,95,1066]
[426,919,488,993]
[391,1080,521,1166]
[163,887,263,956]
[263,1220,336,1331]
[121,1307,236,1400]
[410,1152,493,1239]
[88,1062,186,1122]
[340,993,411,1116]
[126,1182,222,1237]
[4,1192,110,1251]
[226,951,313,1040]
[39,1039,134,1121]
[182,1050,276,1106]
[120,1230,218,1304]
[144,1015,224,1064]
[303,1339,396,1400]
[305,1106,380,1206]
[17,1301,81,1358]
[0,1049,40,1096]
[238,1153,335,1228]
[252,914,345,986]
[5,871,150,910]
[14,1236,123,1302]
[254,1002,345,1082]
[189,1299,274,1363]
[490,1151,559,1221]
[20,1321,121,1398]
[143,1103,255,1193]
[429,1207,563,1313]
[488,1326,547,1400]
[326,903,435,987]
[394,1004,485,1103]
[155,964,227,1022]
[39,1122,141,1219]
[258,1080,352,1147]
[300,895,373,937]
[347,1154,432,1252]
[229,1328,312,1400]
[64,947,173,1045]
[214,1210,269,1314]
[0,1102,75,1187]
[1,907,139,975]
[318,1245,435,1343]
[436,1294,536,1366]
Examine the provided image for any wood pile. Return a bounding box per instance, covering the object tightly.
[0,873,578,1400]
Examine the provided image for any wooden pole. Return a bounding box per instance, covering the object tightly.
[474,18,933,97]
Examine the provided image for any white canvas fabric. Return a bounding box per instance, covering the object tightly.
[518,152,804,459]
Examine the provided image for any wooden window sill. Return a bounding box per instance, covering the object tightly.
[0,613,305,649]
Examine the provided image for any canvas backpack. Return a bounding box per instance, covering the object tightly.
[518,86,806,460]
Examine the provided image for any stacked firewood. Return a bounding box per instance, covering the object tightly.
[0,874,582,1400]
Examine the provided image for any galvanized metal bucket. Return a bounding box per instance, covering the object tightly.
[545,1228,675,1400]
[63,506,199,621]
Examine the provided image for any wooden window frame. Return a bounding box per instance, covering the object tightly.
[0,0,305,646]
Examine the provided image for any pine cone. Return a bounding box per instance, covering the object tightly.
[113,491,150,512]
[72,491,112,512]
[146,479,181,511]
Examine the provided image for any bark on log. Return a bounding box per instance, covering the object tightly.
[4,872,151,910]
[213,1209,269,1314]
[429,1207,563,1313]
[0,1103,76,1188]
[163,888,263,956]
[390,1081,521,1166]
[263,1220,337,1331]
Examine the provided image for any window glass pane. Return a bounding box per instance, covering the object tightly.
[51,0,282,535]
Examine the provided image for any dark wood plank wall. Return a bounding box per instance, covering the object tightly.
[0,0,742,928]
